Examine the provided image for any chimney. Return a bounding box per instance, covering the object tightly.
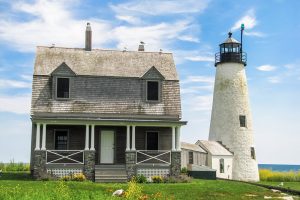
[138,41,145,51]
[85,22,92,51]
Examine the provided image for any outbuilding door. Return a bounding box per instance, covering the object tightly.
[100,130,114,164]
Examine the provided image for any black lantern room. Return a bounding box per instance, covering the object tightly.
[215,32,247,66]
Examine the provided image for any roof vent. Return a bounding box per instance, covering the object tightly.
[85,22,92,51]
[138,41,145,51]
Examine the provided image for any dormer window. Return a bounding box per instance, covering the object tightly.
[146,80,160,101]
[56,77,70,98]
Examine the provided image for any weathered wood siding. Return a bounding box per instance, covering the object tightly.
[181,149,208,168]
[135,127,172,150]
[31,76,181,118]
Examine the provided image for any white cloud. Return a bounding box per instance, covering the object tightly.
[116,15,141,24]
[20,74,33,81]
[181,76,214,84]
[177,35,200,43]
[183,95,213,111]
[0,94,31,114]
[113,20,194,51]
[0,79,31,88]
[110,0,210,16]
[232,9,257,31]
[0,0,113,52]
[185,55,214,62]
[181,85,213,94]
[244,31,265,37]
[256,64,276,71]
[268,76,281,83]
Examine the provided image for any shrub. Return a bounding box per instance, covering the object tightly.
[61,175,72,181]
[135,174,147,183]
[151,176,163,183]
[124,179,143,199]
[259,169,300,182]
[163,174,193,183]
[72,173,86,181]
[181,167,188,174]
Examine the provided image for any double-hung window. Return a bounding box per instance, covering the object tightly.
[55,130,68,150]
[56,77,70,99]
[146,81,159,101]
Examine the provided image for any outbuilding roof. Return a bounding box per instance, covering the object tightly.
[196,140,233,156]
[181,142,207,153]
[33,46,178,80]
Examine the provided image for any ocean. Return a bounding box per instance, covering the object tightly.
[259,164,300,172]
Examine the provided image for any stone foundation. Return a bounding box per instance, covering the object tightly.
[171,151,181,176]
[125,151,136,180]
[84,150,95,181]
[32,150,47,179]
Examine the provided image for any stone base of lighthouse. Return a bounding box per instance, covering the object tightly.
[209,62,259,182]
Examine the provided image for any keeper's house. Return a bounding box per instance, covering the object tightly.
[30,23,186,182]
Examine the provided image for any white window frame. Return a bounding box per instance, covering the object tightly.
[56,77,71,99]
[146,80,161,102]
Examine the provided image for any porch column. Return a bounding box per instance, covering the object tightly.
[35,123,41,150]
[90,124,95,151]
[41,123,47,150]
[126,125,130,151]
[85,125,90,150]
[131,125,136,151]
[172,126,176,151]
[176,126,181,151]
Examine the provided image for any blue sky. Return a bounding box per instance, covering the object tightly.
[0,0,299,164]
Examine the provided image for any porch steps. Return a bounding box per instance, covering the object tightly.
[95,165,128,183]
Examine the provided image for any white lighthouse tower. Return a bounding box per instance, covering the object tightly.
[209,28,259,182]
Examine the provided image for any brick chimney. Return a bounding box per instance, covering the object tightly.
[85,23,92,51]
[138,41,145,51]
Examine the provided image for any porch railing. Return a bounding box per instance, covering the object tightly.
[46,150,84,164]
[136,150,171,165]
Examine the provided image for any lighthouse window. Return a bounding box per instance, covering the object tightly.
[239,115,247,127]
[251,147,256,159]
[219,158,224,173]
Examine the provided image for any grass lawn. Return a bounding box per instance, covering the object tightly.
[260,181,300,191]
[0,172,296,200]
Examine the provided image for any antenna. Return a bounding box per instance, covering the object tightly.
[240,23,245,53]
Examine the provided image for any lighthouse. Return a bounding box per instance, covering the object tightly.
[209,27,259,182]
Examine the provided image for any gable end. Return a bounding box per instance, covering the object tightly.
[51,62,76,76]
[141,66,165,80]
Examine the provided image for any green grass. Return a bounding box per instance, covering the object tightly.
[259,169,300,182]
[0,162,30,172]
[0,172,294,200]
[260,181,300,191]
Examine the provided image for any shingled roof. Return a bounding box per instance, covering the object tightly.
[34,46,178,80]
[196,140,233,156]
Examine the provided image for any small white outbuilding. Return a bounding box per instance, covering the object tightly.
[196,140,233,179]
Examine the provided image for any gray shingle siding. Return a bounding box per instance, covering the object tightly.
[31,75,181,118]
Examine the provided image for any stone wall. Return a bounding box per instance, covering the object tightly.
[32,150,46,179]
[84,150,95,181]
[171,152,181,176]
[125,151,136,180]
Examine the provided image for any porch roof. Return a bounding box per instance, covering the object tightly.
[31,116,187,127]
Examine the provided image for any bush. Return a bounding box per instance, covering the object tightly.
[181,167,188,174]
[60,173,86,181]
[163,174,193,183]
[135,174,147,183]
[152,176,163,183]
[259,169,300,182]
[72,173,86,181]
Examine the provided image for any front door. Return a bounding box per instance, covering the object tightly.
[100,130,114,164]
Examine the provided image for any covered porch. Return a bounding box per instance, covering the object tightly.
[31,119,185,181]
